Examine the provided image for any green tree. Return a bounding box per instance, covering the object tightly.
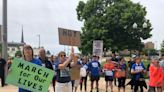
[15,46,22,57]
[142,48,158,56]
[76,0,152,55]
[15,50,22,57]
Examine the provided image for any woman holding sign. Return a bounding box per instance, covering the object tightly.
[19,45,42,92]
[55,47,78,92]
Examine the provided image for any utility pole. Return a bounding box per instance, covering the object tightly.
[2,0,8,81]
[2,0,8,60]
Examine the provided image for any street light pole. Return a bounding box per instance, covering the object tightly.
[132,22,148,56]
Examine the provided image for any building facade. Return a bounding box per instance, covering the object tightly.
[145,42,155,49]
[0,25,25,57]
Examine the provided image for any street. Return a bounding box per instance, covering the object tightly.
[0,78,148,92]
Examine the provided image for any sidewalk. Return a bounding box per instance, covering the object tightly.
[0,78,148,92]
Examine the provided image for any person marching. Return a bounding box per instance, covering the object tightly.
[117,57,127,92]
[159,56,164,92]
[0,53,6,87]
[80,56,89,92]
[38,48,54,92]
[19,45,42,92]
[103,57,115,92]
[38,48,53,70]
[127,55,136,90]
[111,53,119,86]
[55,47,77,92]
[131,57,146,92]
[48,55,58,92]
[126,56,136,90]
[148,57,163,92]
[71,54,82,92]
[88,55,101,92]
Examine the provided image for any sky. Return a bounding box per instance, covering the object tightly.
[0,0,164,55]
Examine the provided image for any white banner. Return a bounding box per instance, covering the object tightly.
[93,40,103,57]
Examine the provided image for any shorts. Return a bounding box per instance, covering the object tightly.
[105,76,113,81]
[118,77,126,88]
[90,76,100,82]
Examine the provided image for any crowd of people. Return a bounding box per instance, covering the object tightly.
[0,44,164,92]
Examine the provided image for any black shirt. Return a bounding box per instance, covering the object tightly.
[56,62,71,83]
[111,57,118,62]
[112,57,118,67]
[39,57,53,70]
[0,58,6,73]
[128,61,135,70]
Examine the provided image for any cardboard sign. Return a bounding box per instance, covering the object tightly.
[70,67,80,80]
[58,27,81,46]
[93,40,103,57]
[6,58,54,92]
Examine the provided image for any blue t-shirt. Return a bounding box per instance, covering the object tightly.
[18,58,42,92]
[131,62,146,80]
[88,61,101,76]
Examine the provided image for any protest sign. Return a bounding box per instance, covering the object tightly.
[58,27,81,46]
[70,67,80,80]
[6,58,54,92]
[93,40,103,57]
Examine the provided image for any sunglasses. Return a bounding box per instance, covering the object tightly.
[60,54,66,57]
